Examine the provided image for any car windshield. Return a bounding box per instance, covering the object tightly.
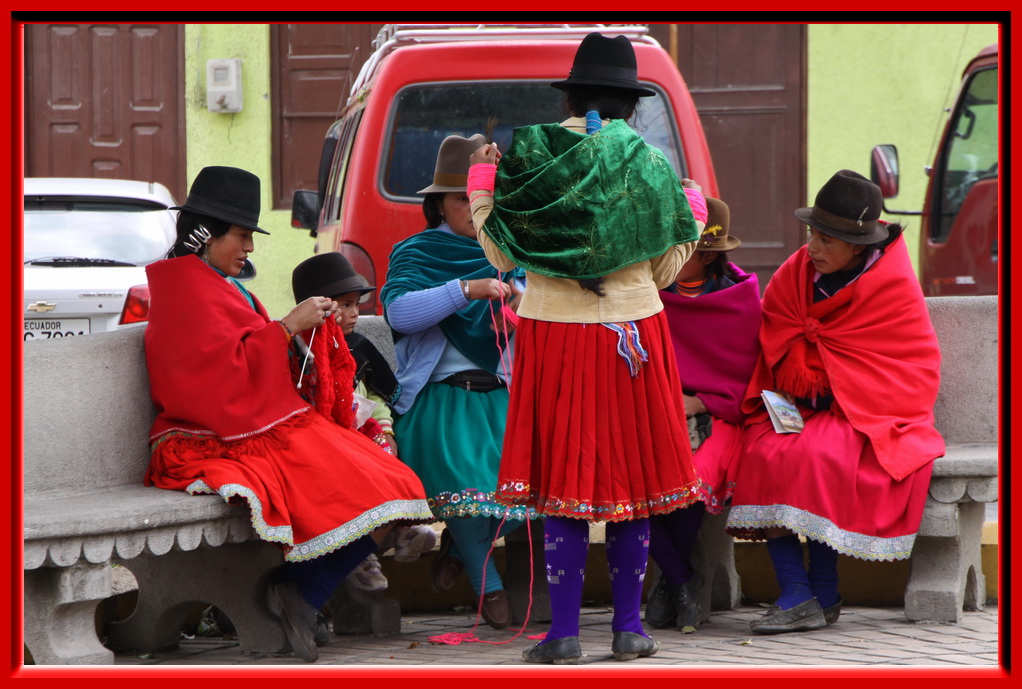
[23,199,176,266]
[382,81,686,199]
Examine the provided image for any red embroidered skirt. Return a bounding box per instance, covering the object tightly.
[691,417,744,514]
[145,411,433,561]
[726,409,934,561]
[496,312,700,521]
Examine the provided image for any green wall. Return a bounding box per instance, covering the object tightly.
[806,23,999,272]
[183,24,316,320]
[184,23,1000,318]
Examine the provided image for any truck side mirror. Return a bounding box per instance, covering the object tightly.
[291,189,321,236]
[237,258,257,281]
[870,144,900,199]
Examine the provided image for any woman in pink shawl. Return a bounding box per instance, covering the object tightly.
[646,193,762,633]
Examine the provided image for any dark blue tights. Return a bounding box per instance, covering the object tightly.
[280,534,378,609]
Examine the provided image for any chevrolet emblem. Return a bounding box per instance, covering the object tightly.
[27,302,57,313]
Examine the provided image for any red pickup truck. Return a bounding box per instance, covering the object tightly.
[871,43,998,297]
[291,23,718,313]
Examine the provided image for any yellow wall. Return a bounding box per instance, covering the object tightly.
[806,23,1000,272]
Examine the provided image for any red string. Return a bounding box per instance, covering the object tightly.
[427,513,538,646]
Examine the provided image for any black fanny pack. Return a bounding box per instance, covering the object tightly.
[439,369,506,392]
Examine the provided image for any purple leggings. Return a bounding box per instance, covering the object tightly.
[542,516,650,642]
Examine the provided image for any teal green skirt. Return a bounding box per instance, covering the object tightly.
[395,382,531,520]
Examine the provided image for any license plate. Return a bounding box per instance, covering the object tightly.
[23,318,91,340]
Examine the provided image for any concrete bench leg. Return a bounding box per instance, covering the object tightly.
[24,562,114,664]
[108,541,288,654]
[328,579,402,635]
[697,508,742,612]
[505,520,551,625]
[905,500,987,623]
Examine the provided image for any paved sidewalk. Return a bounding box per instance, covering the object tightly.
[113,603,1000,669]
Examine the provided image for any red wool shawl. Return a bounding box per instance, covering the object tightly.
[741,236,945,480]
[145,255,309,442]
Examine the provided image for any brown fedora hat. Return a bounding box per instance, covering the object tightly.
[695,196,741,252]
[417,133,488,194]
[794,169,888,245]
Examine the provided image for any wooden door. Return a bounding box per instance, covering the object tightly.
[24,23,186,200]
[650,23,807,290]
[271,23,385,209]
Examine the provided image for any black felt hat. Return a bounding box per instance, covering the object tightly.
[292,252,374,304]
[172,165,269,234]
[794,169,888,245]
[551,33,656,97]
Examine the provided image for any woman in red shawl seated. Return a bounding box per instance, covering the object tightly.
[726,170,945,634]
[143,166,433,662]
[646,192,762,634]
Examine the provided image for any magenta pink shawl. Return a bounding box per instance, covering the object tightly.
[660,266,763,425]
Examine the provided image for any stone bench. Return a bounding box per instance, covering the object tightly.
[23,326,291,664]
[905,295,998,622]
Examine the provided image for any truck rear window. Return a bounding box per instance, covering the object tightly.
[382,81,685,199]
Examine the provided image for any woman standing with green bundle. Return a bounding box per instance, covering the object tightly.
[468,33,704,664]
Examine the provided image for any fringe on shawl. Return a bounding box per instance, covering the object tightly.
[772,339,830,400]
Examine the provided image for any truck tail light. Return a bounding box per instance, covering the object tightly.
[119,284,151,325]
[339,243,378,315]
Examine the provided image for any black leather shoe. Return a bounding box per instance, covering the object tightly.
[479,589,512,630]
[269,581,319,662]
[644,577,678,629]
[522,636,582,664]
[750,598,827,635]
[313,612,331,647]
[675,576,703,633]
[611,631,660,661]
[822,598,842,625]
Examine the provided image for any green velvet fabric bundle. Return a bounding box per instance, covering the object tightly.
[485,119,700,279]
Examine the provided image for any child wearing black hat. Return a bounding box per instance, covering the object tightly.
[290,252,439,593]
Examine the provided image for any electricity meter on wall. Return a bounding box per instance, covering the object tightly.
[206,58,243,113]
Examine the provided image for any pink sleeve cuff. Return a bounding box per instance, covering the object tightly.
[684,187,708,223]
[468,163,497,195]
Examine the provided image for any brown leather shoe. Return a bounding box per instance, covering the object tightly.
[430,529,464,594]
[479,589,511,629]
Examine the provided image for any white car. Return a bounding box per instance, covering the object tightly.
[23,177,178,340]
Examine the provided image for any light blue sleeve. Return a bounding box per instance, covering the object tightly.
[386,279,469,334]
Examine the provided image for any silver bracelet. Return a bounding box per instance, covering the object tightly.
[461,280,470,299]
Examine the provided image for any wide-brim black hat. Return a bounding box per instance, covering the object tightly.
[171,165,269,234]
[292,252,375,304]
[794,169,888,245]
[551,33,656,97]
